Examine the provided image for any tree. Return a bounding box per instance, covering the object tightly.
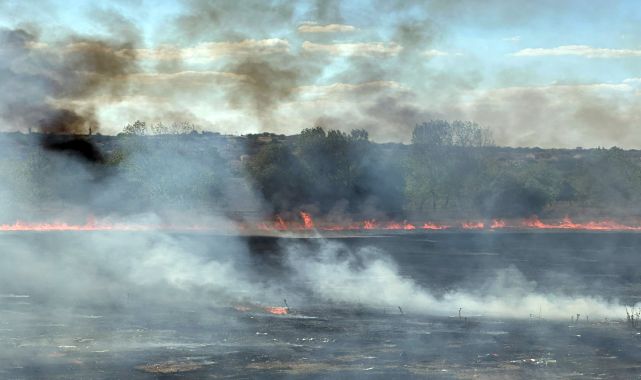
[296,127,352,211]
[350,128,369,142]
[246,142,309,212]
[244,126,404,217]
[476,174,550,218]
[170,121,196,134]
[121,120,147,136]
[406,120,493,214]
[151,122,169,135]
[579,147,641,209]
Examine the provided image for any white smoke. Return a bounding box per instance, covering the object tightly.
[285,240,630,319]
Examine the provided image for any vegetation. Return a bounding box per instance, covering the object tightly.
[4,119,641,219]
[244,120,641,219]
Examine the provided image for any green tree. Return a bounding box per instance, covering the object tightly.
[121,120,147,136]
[246,142,309,212]
[406,120,493,213]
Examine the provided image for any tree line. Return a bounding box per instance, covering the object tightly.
[245,120,641,219]
[4,119,641,220]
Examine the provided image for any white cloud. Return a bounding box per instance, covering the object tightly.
[513,45,641,58]
[302,41,402,57]
[423,49,460,57]
[135,39,290,61]
[623,77,641,85]
[297,22,357,33]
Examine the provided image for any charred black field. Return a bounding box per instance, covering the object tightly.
[2,231,641,379]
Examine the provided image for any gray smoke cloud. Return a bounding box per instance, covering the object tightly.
[0,19,139,135]
[1,2,639,377]
[1,0,638,147]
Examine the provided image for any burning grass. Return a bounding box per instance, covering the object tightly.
[5,214,641,233]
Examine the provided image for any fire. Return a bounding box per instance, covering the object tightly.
[300,211,314,230]
[422,222,449,230]
[522,217,549,229]
[363,220,378,230]
[319,225,344,231]
[233,304,289,315]
[521,216,641,231]
[263,306,289,315]
[0,220,135,232]
[461,221,484,229]
[274,216,288,231]
[0,219,220,233]
[4,213,641,233]
[383,222,402,230]
[491,219,506,229]
[384,221,416,230]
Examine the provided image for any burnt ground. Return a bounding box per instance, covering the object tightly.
[2,231,641,379]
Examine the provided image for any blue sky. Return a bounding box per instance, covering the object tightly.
[1,0,641,147]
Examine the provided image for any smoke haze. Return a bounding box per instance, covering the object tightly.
[1,1,639,146]
[1,2,641,378]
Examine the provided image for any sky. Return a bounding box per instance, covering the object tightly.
[1,0,641,147]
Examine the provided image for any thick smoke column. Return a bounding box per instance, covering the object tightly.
[0,25,138,136]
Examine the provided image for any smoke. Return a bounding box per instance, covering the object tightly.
[0,232,264,308]
[284,240,629,319]
[0,131,638,378]
[1,3,639,377]
[453,81,641,148]
[0,1,473,142]
[2,0,636,147]
[169,0,297,43]
[224,57,306,127]
[0,124,629,321]
[133,0,461,139]
[0,24,139,135]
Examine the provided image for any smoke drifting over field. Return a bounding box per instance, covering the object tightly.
[0,11,637,329]
[2,132,641,378]
[2,2,641,377]
[284,241,626,319]
[0,132,633,325]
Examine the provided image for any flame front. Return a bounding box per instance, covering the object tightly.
[462,221,485,229]
[263,306,289,315]
[4,214,641,233]
[300,211,314,230]
[491,219,506,229]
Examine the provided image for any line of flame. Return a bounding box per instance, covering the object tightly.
[3,216,641,233]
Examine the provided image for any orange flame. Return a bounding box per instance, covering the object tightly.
[0,220,134,232]
[491,219,506,229]
[300,211,314,230]
[520,216,641,231]
[422,222,449,230]
[274,216,287,231]
[461,221,485,229]
[4,216,641,234]
[383,221,416,230]
[264,306,289,315]
[383,222,402,230]
[363,220,378,230]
